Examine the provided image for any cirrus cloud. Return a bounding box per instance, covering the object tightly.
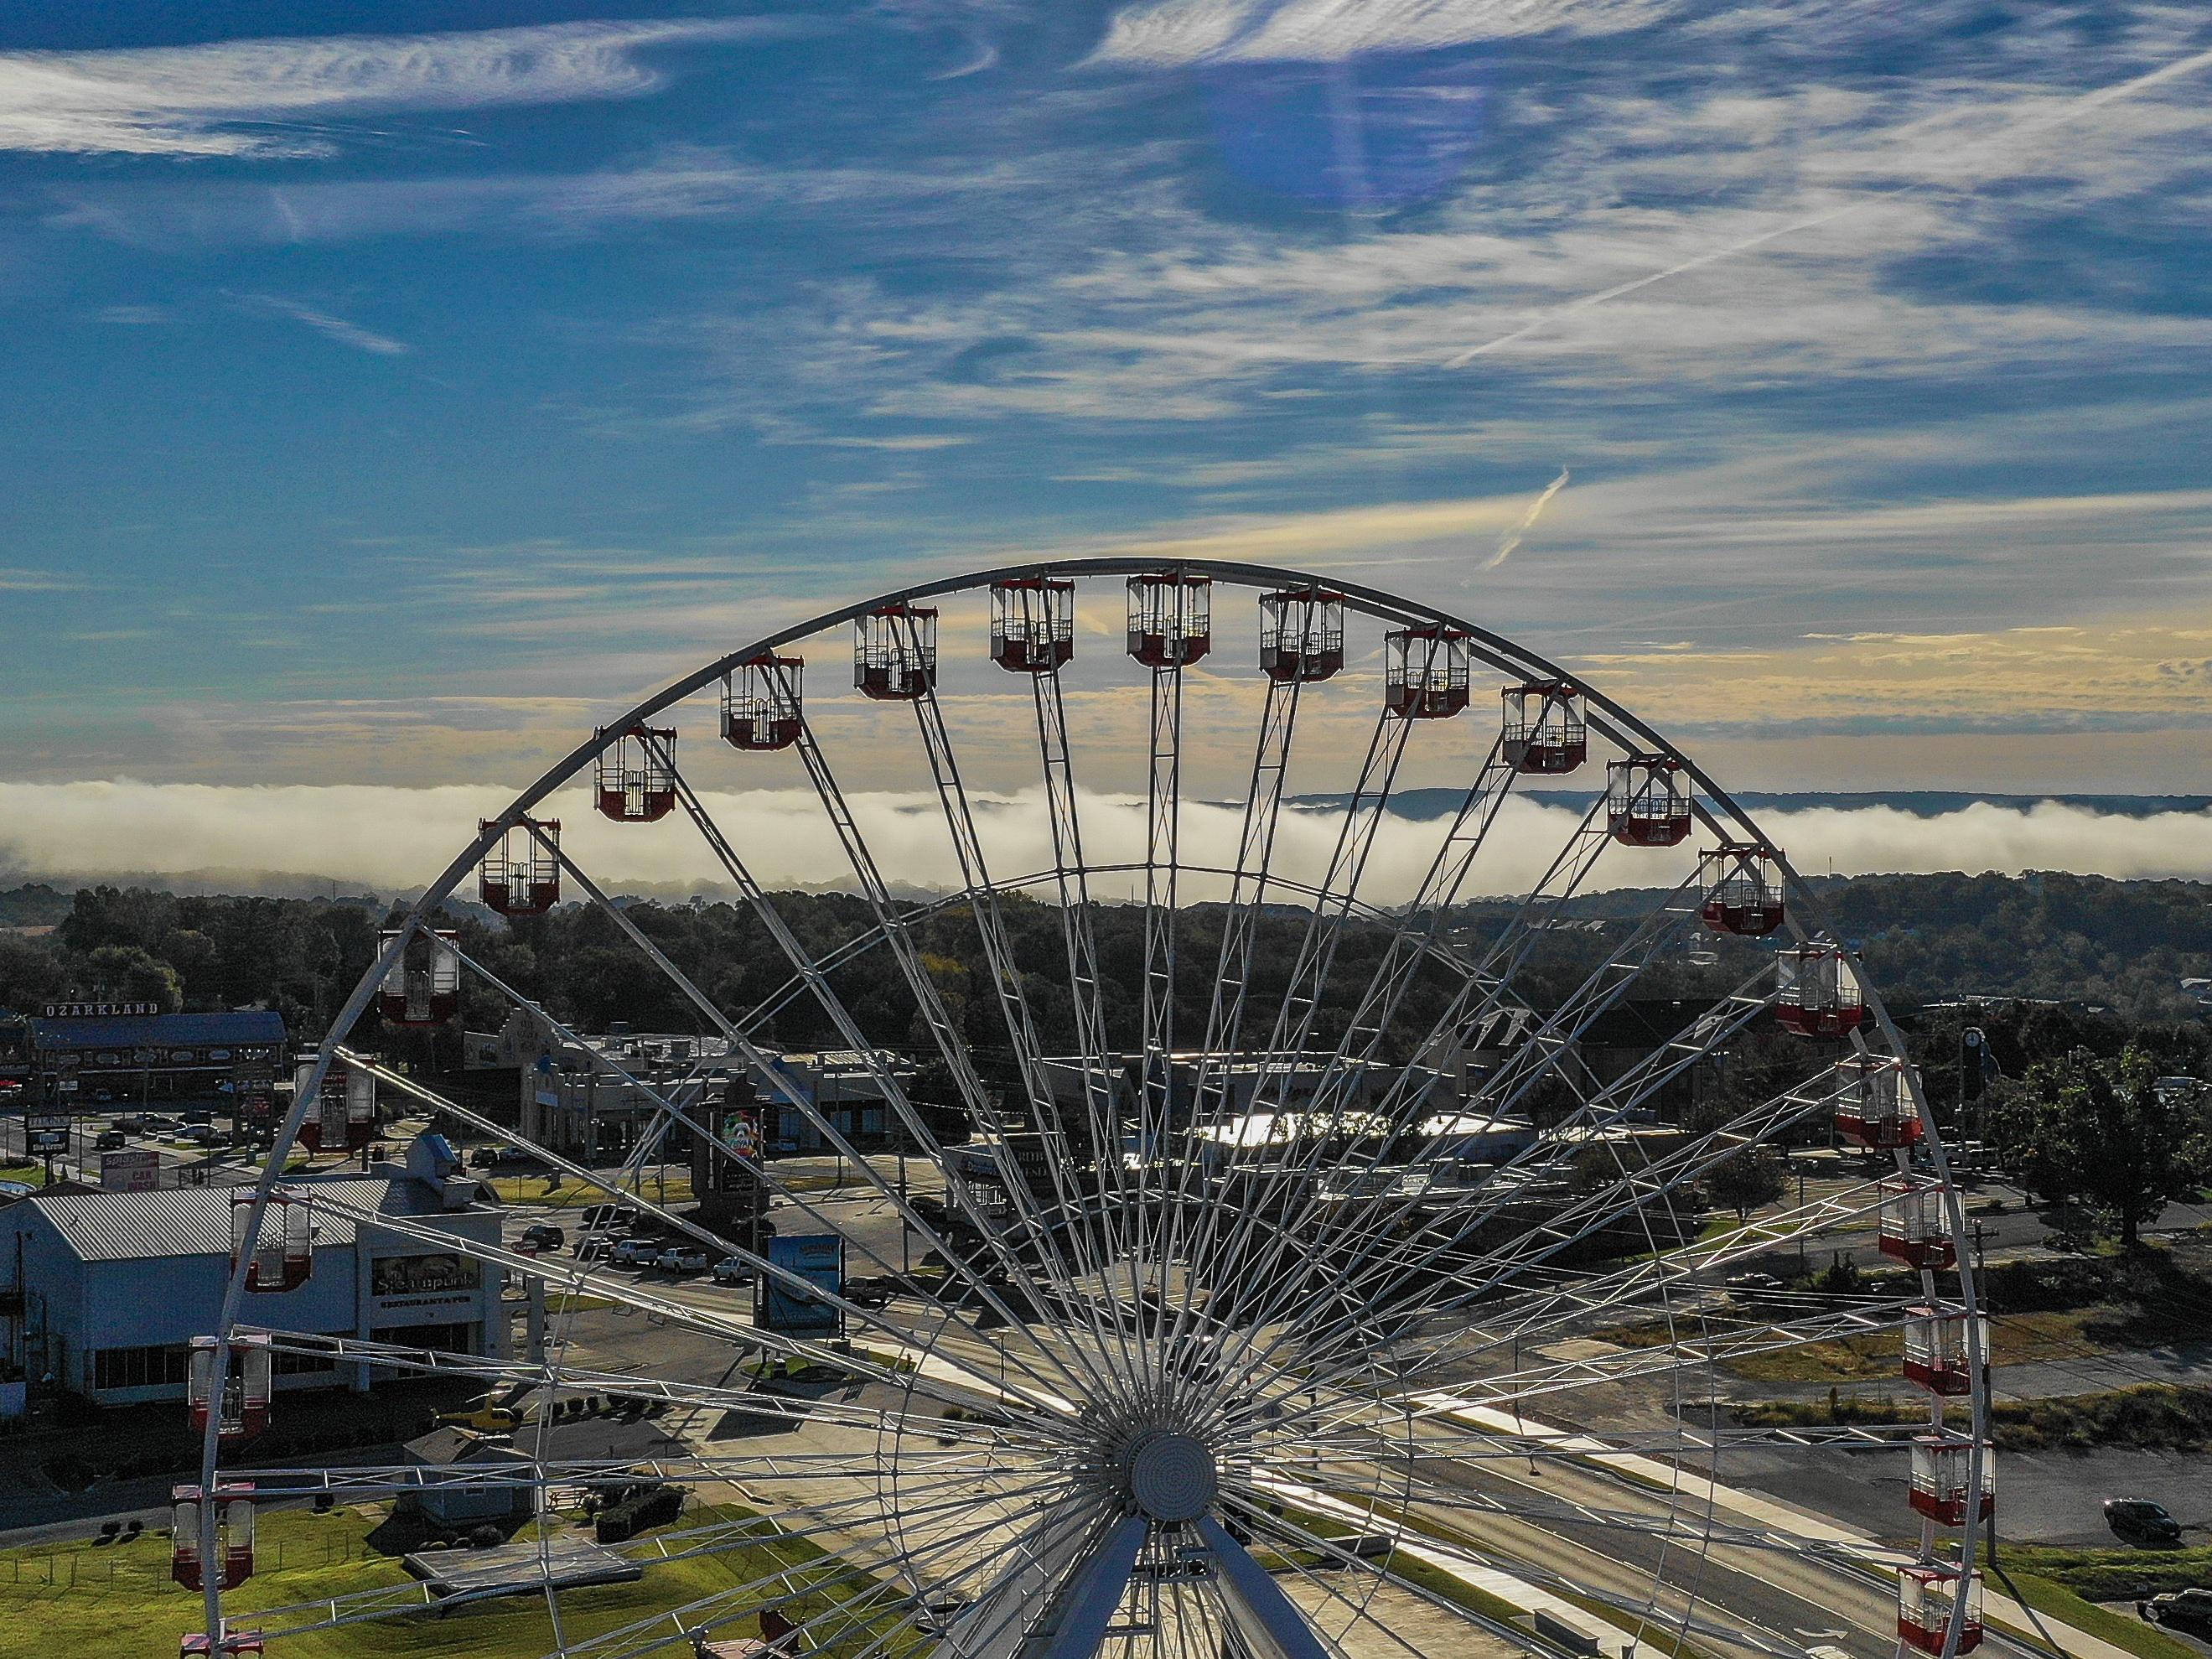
[0,18,784,158]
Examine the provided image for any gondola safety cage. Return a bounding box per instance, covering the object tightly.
[1831,1054,1920,1148]
[1898,1564,1983,1656]
[1879,1176,1956,1268]
[594,725,679,821]
[1127,573,1210,667]
[1257,587,1344,683]
[990,578,1076,674]
[1909,1435,1994,1527]
[171,1483,255,1591]
[1383,626,1470,718]
[1697,842,1785,936]
[1607,754,1693,847]
[723,656,805,749]
[231,1187,311,1292]
[478,817,560,915]
[295,1060,378,1154]
[188,1335,272,1444]
[1501,681,1586,774]
[854,605,939,699]
[377,927,459,1028]
[1903,1304,1989,1397]
[1777,943,1867,1039]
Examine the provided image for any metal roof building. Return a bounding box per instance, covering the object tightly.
[0,1145,505,1409]
[27,1009,287,1054]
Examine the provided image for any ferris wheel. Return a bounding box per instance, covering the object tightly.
[189,559,1992,1659]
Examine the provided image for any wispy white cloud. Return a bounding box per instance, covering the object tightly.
[0,18,780,157]
[235,293,410,355]
[1090,0,1671,66]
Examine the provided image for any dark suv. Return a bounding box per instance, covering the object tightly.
[2106,1497,2184,1546]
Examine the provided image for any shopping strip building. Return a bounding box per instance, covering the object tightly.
[0,1136,504,1408]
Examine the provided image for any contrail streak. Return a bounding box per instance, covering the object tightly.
[1443,41,2212,369]
[1481,467,1570,572]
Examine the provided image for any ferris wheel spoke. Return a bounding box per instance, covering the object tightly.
[902,680,1133,1366]
[1194,671,1308,1107]
[245,1186,1072,1435]
[751,692,1130,1402]
[1028,666,1132,1283]
[1273,1052,1835,1387]
[1251,705,1412,1090]
[324,1043,1080,1419]
[1241,966,1786,1373]
[1192,791,1644,1373]
[525,818,1112,1410]
[1438,1171,1890,1357]
[523,1491,1028,1659]
[617,755,1124,1407]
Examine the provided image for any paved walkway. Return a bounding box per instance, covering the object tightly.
[1415,1393,2145,1659]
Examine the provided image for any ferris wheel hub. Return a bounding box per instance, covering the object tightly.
[1119,1428,1218,1524]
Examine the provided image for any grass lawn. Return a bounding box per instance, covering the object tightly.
[1736,1382,2212,1451]
[1998,1542,2212,1602]
[0,1164,47,1187]
[0,1503,921,1659]
[1995,1568,2202,1659]
[1727,1309,2095,1384]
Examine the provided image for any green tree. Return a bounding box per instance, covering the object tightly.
[84,944,184,1013]
[1987,1045,2212,1250]
[1705,1144,1788,1221]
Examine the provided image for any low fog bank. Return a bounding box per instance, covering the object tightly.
[3,780,2209,905]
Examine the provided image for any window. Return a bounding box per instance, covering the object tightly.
[92,1343,192,1391]
[274,1348,337,1377]
[370,1321,474,1356]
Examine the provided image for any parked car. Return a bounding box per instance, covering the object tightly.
[611,1237,660,1268]
[843,1274,896,1310]
[2145,1588,2212,1636]
[142,1114,181,1133]
[575,1236,612,1262]
[111,1114,146,1133]
[469,1144,505,1168]
[582,1201,640,1231]
[180,1109,213,1127]
[179,1124,223,1146]
[2107,1497,2184,1546]
[656,1246,711,1273]
[518,1223,566,1252]
[93,1128,127,1150]
[710,1257,754,1287]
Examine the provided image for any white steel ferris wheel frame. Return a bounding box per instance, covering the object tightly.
[204,556,1992,1659]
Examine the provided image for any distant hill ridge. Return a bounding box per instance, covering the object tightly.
[1282,789,2212,821]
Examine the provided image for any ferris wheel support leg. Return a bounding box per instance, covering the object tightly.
[1194,1517,1338,1659]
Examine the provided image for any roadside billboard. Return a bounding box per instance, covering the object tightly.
[99,1150,163,1192]
[756,1232,844,1336]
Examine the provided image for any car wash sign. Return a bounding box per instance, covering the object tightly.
[757,1232,843,1336]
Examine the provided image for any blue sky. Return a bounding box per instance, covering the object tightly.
[3,0,2211,822]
